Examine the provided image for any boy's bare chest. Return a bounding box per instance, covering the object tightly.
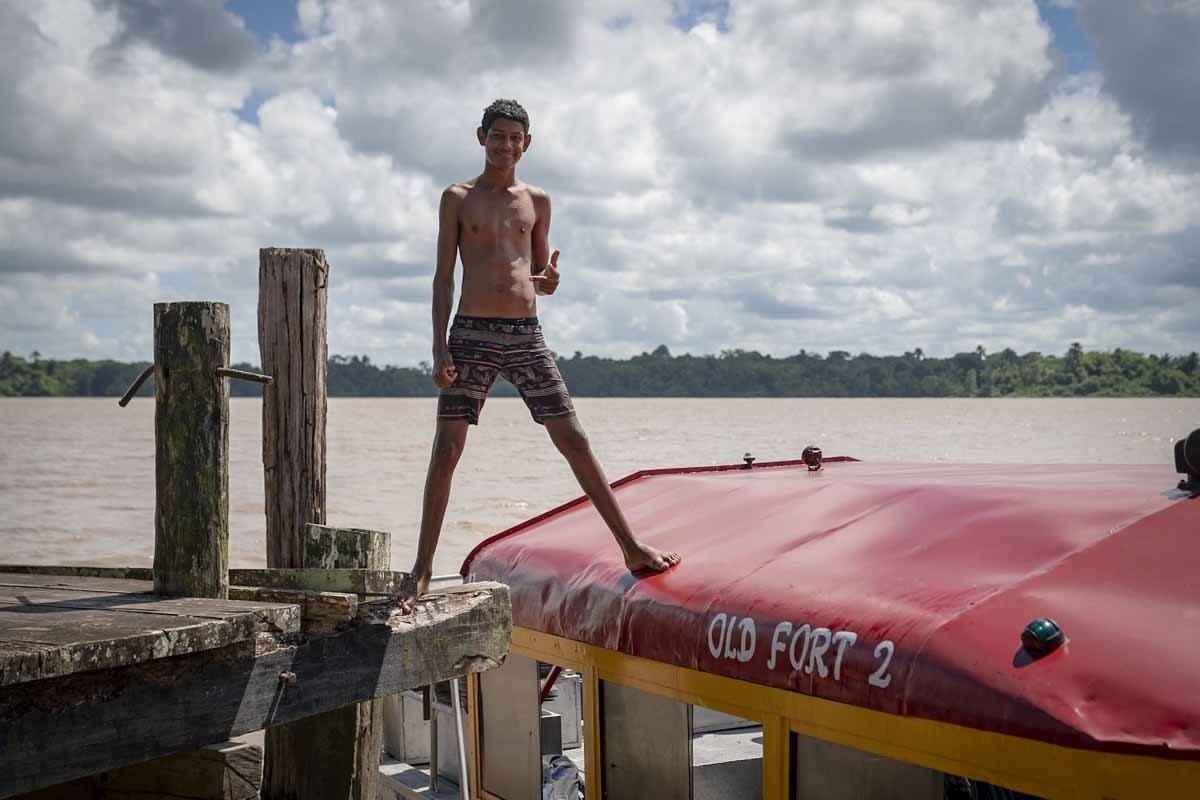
[460,192,536,242]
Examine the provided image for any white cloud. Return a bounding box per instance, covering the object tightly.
[0,0,1197,368]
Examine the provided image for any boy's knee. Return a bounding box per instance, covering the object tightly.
[552,422,590,455]
[432,430,465,467]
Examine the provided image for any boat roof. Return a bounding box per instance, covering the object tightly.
[462,458,1200,758]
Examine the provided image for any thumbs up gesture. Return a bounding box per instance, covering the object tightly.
[532,250,560,295]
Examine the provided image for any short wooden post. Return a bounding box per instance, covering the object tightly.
[153,301,230,599]
[43,302,257,799]
[263,525,391,800]
[258,247,328,570]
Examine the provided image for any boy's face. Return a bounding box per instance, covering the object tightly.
[477,117,531,168]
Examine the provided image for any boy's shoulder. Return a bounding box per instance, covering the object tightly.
[521,182,550,205]
[522,181,549,198]
[443,180,472,200]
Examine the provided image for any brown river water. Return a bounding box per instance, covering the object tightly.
[1,397,1196,576]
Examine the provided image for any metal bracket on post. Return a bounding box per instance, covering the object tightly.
[119,364,272,408]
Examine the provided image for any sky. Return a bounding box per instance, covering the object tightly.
[1,0,1197,366]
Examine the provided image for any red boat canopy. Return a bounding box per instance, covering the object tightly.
[463,459,1200,758]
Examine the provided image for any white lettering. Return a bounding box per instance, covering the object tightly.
[788,624,812,672]
[724,616,740,659]
[737,617,756,663]
[767,622,793,670]
[869,640,895,688]
[831,631,858,681]
[707,613,727,659]
[805,627,832,677]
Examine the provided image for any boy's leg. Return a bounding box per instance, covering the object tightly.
[402,417,470,611]
[543,414,680,573]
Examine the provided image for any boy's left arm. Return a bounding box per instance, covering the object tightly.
[530,190,560,295]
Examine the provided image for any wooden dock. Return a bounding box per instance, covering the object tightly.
[2,256,515,799]
[0,569,510,797]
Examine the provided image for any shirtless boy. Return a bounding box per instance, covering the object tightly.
[401,99,680,610]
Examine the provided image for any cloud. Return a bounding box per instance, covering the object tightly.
[97,0,258,72]
[0,0,1197,367]
[1077,0,1200,158]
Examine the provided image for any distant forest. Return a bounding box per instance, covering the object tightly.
[2,345,1198,398]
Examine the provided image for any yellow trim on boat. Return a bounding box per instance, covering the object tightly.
[507,626,1199,800]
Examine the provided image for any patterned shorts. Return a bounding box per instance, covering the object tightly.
[437,315,575,425]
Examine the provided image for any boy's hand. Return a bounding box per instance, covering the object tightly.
[531,250,560,295]
[433,350,457,389]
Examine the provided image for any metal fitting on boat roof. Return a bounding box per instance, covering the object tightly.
[802,445,823,471]
[1175,428,1200,491]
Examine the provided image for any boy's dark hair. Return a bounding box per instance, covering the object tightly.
[481,99,529,133]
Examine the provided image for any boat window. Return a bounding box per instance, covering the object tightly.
[599,681,763,799]
[477,652,587,800]
[479,652,541,798]
[790,733,1044,800]
[600,680,690,799]
[691,703,763,799]
[539,660,587,800]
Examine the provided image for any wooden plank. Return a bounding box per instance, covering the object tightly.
[0,586,299,625]
[0,599,300,686]
[0,572,154,593]
[0,566,154,582]
[13,740,262,800]
[0,582,511,798]
[0,568,413,598]
[229,568,415,595]
[228,586,357,635]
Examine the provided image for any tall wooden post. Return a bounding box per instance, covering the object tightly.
[258,247,328,569]
[259,248,338,799]
[153,301,230,599]
[263,525,390,800]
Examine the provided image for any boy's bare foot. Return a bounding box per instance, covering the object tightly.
[399,571,431,614]
[622,541,681,574]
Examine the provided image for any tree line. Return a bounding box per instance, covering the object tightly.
[2,345,1198,399]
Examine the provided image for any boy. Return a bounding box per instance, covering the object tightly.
[401,99,679,610]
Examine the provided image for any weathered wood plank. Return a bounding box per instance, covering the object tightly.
[0,600,300,686]
[0,573,155,595]
[228,586,357,635]
[0,587,299,625]
[0,569,414,596]
[0,566,154,582]
[154,301,231,599]
[0,582,511,798]
[229,568,416,596]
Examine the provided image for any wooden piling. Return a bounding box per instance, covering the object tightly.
[263,525,391,800]
[258,247,328,570]
[153,301,230,600]
[45,301,253,799]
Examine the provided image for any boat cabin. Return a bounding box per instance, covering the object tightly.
[454,457,1199,799]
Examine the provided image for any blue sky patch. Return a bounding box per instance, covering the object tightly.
[225,0,301,44]
[1036,1,1096,74]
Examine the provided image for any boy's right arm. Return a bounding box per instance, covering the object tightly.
[432,187,462,389]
